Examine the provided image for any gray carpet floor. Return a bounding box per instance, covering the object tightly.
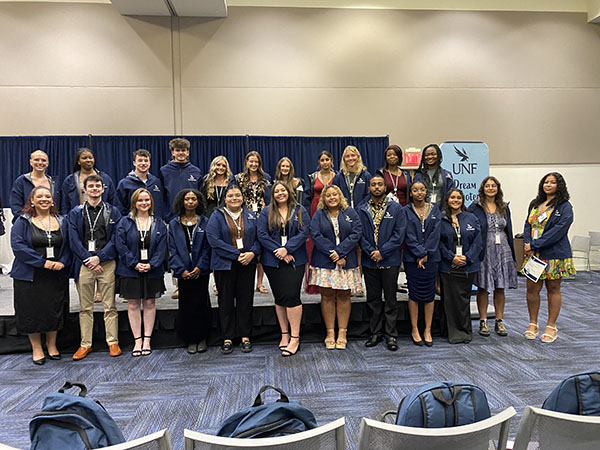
[0,272,598,449]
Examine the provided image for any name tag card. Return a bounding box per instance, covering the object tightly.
[281,236,288,246]
[46,247,55,259]
[495,234,501,245]
[335,237,340,246]
[236,238,244,249]
[140,249,149,260]
[88,240,96,252]
[455,245,463,256]
[430,193,437,203]
[252,203,258,212]
[533,230,540,240]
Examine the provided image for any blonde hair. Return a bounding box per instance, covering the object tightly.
[204,156,233,200]
[130,188,154,216]
[30,149,49,162]
[340,145,365,175]
[317,185,348,211]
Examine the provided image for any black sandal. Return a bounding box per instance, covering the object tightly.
[141,335,152,356]
[132,336,142,357]
[282,336,300,357]
[279,331,289,350]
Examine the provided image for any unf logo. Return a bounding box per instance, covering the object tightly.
[452,146,478,175]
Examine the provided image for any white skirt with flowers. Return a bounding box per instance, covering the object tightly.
[309,266,362,292]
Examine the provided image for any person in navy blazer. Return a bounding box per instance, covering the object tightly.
[467,176,517,338]
[257,181,310,357]
[332,145,372,210]
[358,175,406,351]
[68,174,122,360]
[522,172,574,343]
[439,188,482,344]
[10,150,61,222]
[60,147,116,215]
[412,144,454,208]
[11,186,71,365]
[168,189,211,354]
[115,188,167,357]
[403,180,442,347]
[309,185,362,350]
[206,185,261,355]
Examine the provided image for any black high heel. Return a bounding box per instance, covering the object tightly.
[282,336,300,357]
[131,336,143,357]
[279,331,289,350]
[141,335,152,356]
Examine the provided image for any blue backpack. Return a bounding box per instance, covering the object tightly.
[542,371,600,416]
[392,382,491,428]
[30,381,125,450]
[217,385,318,438]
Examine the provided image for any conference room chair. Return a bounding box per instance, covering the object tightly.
[510,406,600,450]
[183,417,345,450]
[356,407,516,450]
[589,231,600,276]
[102,429,173,450]
[570,235,592,282]
[0,443,21,450]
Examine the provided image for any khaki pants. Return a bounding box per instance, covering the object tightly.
[76,260,118,348]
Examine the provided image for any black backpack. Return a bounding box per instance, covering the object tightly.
[30,381,125,450]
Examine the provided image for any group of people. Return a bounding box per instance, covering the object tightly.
[8,140,575,365]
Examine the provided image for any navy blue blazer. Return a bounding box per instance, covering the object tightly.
[439,211,482,273]
[10,173,61,222]
[358,199,406,268]
[115,171,166,221]
[467,202,515,261]
[10,214,71,282]
[160,161,203,222]
[206,207,261,271]
[67,202,121,282]
[257,205,310,268]
[524,201,573,260]
[310,207,362,269]
[168,215,211,279]
[60,171,116,215]
[332,169,372,209]
[413,168,454,204]
[114,215,167,279]
[403,203,442,263]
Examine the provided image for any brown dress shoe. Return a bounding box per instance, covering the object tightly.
[72,347,92,360]
[109,344,122,357]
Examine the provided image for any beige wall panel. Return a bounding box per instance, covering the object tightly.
[0,88,174,135]
[181,87,600,164]
[0,3,172,87]
[180,7,600,89]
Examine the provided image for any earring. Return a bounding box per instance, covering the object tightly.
[30,204,34,207]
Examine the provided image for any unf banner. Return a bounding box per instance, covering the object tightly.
[440,141,490,206]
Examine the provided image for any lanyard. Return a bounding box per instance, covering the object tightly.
[136,217,151,249]
[414,204,429,234]
[183,222,196,259]
[84,202,104,241]
[215,185,225,206]
[453,223,462,247]
[329,213,340,245]
[388,169,401,193]
[344,173,358,207]
[225,209,243,238]
[35,215,53,247]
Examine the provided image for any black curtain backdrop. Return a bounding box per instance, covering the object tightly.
[0,135,389,207]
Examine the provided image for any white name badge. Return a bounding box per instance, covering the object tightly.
[430,193,437,203]
[335,237,340,246]
[538,212,548,223]
[46,247,55,259]
[533,229,540,240]
[455,245,463,256]
[495,234,501,245]
[236,238,244,249]
[88,240,96,252]
[281,236,288,246]
[140,249,149,260]
[252,203,258,212]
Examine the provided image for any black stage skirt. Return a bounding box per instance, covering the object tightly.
[405,260,439,303]
[13,268,68,334]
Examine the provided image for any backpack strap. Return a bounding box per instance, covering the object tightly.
[432,386,462,427]
[38,418,93,450]
[58,381,88,397]
[252,386,290,407]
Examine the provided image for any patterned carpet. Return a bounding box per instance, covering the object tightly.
[0,272,598,449]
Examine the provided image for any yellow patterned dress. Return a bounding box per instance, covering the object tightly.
[520,206,575,280]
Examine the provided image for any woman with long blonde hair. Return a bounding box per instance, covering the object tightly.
[202,156,234,217]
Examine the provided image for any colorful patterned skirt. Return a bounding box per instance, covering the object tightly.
[309,266,362,291]
[520,255,576,280]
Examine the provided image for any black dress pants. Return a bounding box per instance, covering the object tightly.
[440,270,475,344]
[214,262,256,339]
[363,266,400,338]
[176,274,210,345]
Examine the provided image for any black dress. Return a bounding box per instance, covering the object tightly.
[13,226,68,334]
[117,230,165,300]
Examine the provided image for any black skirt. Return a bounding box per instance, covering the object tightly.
[264,263,305,307]
[117,274,165,300]
[14,268,68,334]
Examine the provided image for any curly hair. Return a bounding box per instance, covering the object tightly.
[203,156,233,200]
[442,188,466,217]
[172,189,207,218]
[529,172,570,210]
[317,185,348,211]
[478,176,506,217]
[22,186,59,217]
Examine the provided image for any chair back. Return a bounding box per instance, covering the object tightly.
[512,406,600,450]
[184,417,345,450]
[571,235,591,254]
[588,231,600,247]
[0,444,22,450]
[101,429,173,450]
[357,407,515,450]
